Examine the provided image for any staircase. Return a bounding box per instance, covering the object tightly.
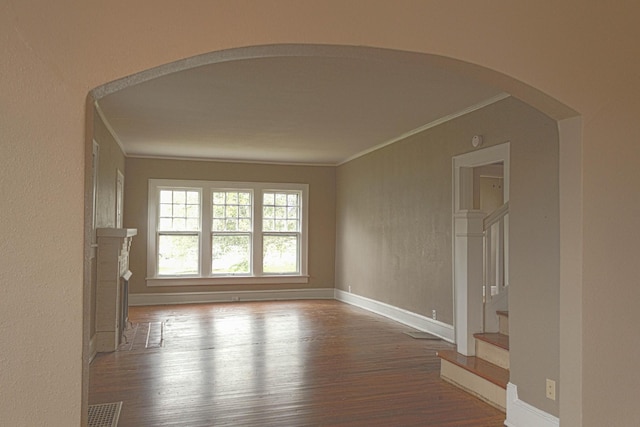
[437,310,510,411]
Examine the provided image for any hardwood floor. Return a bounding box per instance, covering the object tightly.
[89,300,505,426]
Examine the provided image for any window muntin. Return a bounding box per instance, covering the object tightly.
[159,189,200,232]
[147,180,308,286]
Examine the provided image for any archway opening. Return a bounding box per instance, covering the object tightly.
[84,44,581,423]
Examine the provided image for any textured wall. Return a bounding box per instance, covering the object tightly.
[336,97,560,414]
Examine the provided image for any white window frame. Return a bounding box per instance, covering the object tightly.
[147,179,309,286]
[261,190,303,276]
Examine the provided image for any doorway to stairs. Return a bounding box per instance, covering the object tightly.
[452,142,510,356]
[475,163,509,333]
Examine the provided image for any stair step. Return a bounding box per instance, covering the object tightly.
[438,350,509,388]
[474,332,509,350]
[437,350,509,411]
[474,333,509,369]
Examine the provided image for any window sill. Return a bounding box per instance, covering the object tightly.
[146,275,310,287]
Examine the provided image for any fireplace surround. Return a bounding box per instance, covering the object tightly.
[95,228,137,352]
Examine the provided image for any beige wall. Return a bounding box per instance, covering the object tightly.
[89,111,126,338]
[94,113,126,230]
[124,157,336,294]
[478,176,504,213]
[4,1,640,425]
[336,97,560,415]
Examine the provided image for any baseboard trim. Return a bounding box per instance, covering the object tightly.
[334,289,455,342]
[129,288,335,306]
[505,383,559,427]
[129,288,454,342]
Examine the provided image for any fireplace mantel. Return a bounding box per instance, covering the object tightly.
[95,228,137,353]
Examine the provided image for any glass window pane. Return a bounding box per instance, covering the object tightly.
[226,205,238,218]
[186,205,199,218]
[212,234,250,274]
[275,207,286,218]
[160,190,173,203]
[275,220,286,231]
[159,218,172,230]
[287,220,298,231]
[287,194,298,206]
[227,192,238,204]
[239,219,251,231]
[213,205,225,218]
[213,192,225,204]
[275,193,287,206]
[263,235,298,273]
[263,206,274,219]
[263,192,274,205]
[225,219,237,231]
[238,206,250,218]
[160,204,173,217]
[158,234,199,276]
[263,219,274,231]
[287,207,298,219]
[187,191,199,204]
[173,218,186,230]
[238,192,251,205]
[173,204,186,217]
[212,219,225,231]
[173,191,186,204]
[186,219,199,230]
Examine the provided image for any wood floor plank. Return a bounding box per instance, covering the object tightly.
[89,300,505,426]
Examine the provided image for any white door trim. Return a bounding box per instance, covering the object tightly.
[452,142,510,355]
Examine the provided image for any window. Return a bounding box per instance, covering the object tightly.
[211,190,252,274]
[147,179,308,286]
[262,191,301,274]
[157,188,201,276]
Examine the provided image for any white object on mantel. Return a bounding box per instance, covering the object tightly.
[95,228,137,353]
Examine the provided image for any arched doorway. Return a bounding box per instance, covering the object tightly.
[85,44,581,424]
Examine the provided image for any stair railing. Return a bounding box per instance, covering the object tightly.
[483,201,509,306]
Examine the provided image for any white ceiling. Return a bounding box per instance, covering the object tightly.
[96,47,506,165]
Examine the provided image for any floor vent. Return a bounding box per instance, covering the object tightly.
[404,330,441,340]
[88,402,122,427]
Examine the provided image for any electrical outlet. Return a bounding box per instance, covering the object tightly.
[546,379,556,400]
[232,296,239,302]
[432,310,437,320]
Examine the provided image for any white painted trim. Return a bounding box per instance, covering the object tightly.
[334,289,455,342]
[146,275,309,287]
[94,101,127,156]
[453,142,510,211]
[339,93,510,166]
[505,383,559,427]
[129,287,335,306]
[127,153,336,168]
